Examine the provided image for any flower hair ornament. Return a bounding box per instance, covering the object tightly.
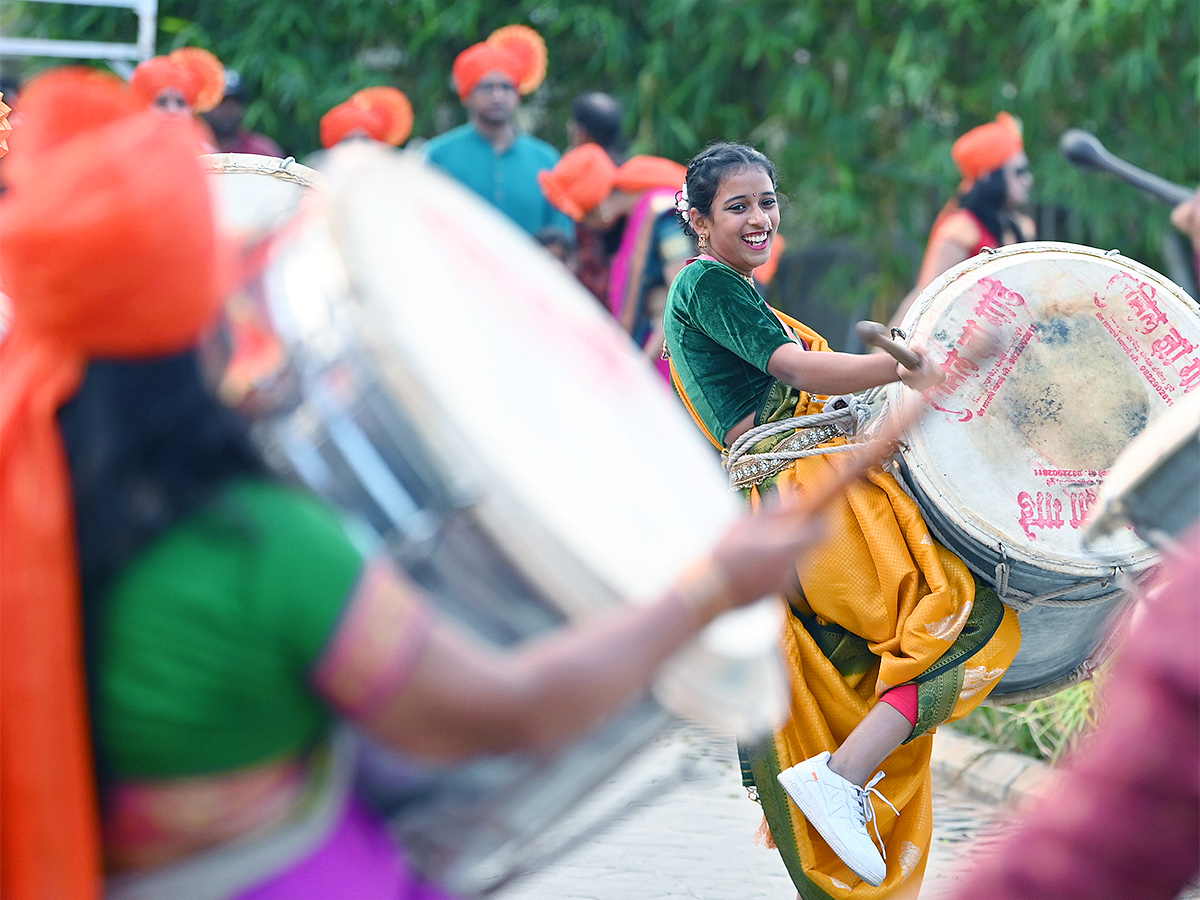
[675,182,690,217]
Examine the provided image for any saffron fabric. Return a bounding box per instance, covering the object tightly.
[321,87,413,149]
[130,48,226,113]
[452,26,547,101]
[0,67,227,900]
[951,112,1023,186]
[539,142,617,221]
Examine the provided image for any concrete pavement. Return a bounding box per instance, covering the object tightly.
[489,722,1200,900]
[488,722,1037,899]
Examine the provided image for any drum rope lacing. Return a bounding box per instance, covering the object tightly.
[991,548,1138,611]
[724,389,884,490]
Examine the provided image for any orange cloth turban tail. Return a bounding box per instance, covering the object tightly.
[0,67,226,900]
[452,24,547,101]
[540,143,687,222]
[951,111,1024,187]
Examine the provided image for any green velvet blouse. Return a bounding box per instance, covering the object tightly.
[663,258,794,443]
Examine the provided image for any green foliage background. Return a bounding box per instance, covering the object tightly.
[5,0,1199,319]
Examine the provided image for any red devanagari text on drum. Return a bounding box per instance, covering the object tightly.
[1095,272,1200,396]
[927,277,1029,422]
[1016,487,1101,540]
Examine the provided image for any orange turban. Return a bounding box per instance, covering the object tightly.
[540,145,687,221]
[320,86,414,149]
[613,155,688,196]
[539,143,618,220]
[951,111,1024,185]
[0,93,10,159]
[130,47,226,113]
[452,24,547,101]
[0,67,226,900]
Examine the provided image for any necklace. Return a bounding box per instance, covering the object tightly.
[703,254,756,287]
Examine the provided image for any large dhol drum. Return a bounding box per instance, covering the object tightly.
[207,144,788,896]
[889,242,1200,701]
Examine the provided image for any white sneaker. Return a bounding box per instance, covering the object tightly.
[777,751,896,887]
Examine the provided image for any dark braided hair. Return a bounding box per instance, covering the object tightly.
[676,142,778,239]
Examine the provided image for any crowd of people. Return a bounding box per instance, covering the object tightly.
[1,19,1198,900]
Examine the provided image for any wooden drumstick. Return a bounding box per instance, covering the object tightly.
[855,320,922,370]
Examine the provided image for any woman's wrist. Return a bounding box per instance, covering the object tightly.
[671,560,736,627]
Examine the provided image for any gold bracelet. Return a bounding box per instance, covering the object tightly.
[672,561,735,625]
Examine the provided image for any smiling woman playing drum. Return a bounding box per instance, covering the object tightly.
[0,71,824,900]
[663,142,1022,898]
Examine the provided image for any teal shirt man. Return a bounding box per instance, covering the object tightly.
[424,39,573,238]
[424,124,572,236]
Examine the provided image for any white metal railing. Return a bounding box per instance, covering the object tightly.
[0,0,158,75]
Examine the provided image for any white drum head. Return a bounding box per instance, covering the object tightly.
[203,153,324,243]
[892,242,1199,589]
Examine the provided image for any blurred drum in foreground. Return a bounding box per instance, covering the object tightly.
[888,241,1200,702]
[203,153,325,412]
[213,142,789,896]
[1083,386,1200,550]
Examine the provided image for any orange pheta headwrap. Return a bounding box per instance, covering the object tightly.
[0,93,11,159]
[539,142,619,220]
[0,67,226,900]
[130,46,226,112]
[540,144,687,222]
[951,111,1024,186]
[320,85,414,149]
[452,24,547,101]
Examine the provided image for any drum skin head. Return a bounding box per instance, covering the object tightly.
[891,242,1199,588]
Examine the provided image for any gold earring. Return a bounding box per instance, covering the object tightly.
[697,232,708,252]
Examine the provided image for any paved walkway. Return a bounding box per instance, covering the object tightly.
[490,722,1198,900]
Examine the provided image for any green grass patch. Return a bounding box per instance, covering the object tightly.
[954,677,1105,764]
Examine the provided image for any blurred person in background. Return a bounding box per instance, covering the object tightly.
[130,47,226,151]
[540,142,692,380]
[893,113,1035,326]
[319,86,413,151]
[423,25,573,239]
[202,68,284,157]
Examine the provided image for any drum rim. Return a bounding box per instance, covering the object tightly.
[899,241,1196,335]
[201,151,327,189]
[890,241,1185,576]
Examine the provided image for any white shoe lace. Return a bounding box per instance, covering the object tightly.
[851,772,899,862]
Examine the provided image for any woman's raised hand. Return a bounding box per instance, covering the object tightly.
[896,350,945,393]
[675,502,821,623]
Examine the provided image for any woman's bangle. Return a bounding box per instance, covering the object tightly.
[672,560,736,626]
